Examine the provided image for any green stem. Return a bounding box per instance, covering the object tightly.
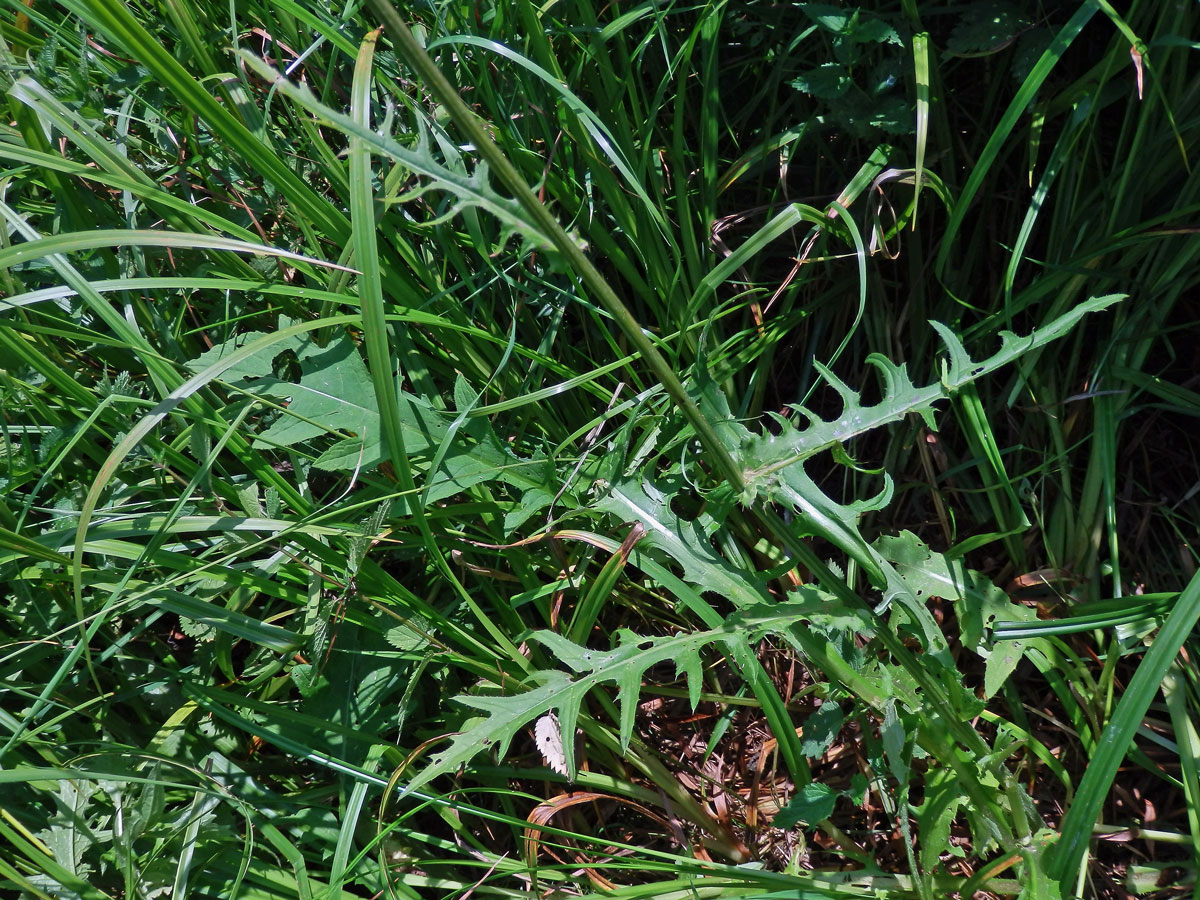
[364,0,748,497]
[366,1,1027,848]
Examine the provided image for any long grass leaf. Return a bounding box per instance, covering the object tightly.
[1047,568,1200,887]
[934,3,1095,280]
[61,0,351,243]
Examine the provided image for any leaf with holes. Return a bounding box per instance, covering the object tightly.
[189,330,553,504]
[590,476,771,610]
[875,530,1041,698]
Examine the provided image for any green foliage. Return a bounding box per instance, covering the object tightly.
[876,531,1041,697]
[947,1,1033,56]
[3,0,1200,897]
[188,327,554,507]
[415,600,837,793]
[789,3,911,136]
[774,782,839,829]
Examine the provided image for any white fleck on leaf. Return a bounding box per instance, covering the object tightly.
[535,712,568,776]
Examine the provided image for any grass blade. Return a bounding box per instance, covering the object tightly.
[1048,568,1200,888]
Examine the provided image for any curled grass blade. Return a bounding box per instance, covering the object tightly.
[426,33,668,234]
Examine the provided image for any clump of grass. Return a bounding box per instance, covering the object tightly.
[2,1,1200,899]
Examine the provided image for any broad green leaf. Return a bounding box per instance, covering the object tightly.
[384,616,433,652]
[255,337,382,452]
[800,3,899,43]
[503,487,556,534]
[800,703,846,758]
[189,331,552,500]
[774,782,838,829]
[38,779,101,881]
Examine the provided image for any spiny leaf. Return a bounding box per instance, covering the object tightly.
[691,297,1121,657]
[38,780,101,881]
[238,52,559,257]
[402,599,838,795]
[590,476,772,608]
[875,531,1041,698]
[739,295,1123,488]
[917,768,970,873]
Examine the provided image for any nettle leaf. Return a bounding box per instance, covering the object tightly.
[800,2,856,32]
[947,0,1031,56]
[791,64,853,99]
[385,614,433,652]
[849,16,902,45]
[801,3,900,44]
[774,782,838,829]
[840,94,914,136]
[290,663,329,699]
[179,616,217,642]
[875,531,1041,698]
[404,600,832,795]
